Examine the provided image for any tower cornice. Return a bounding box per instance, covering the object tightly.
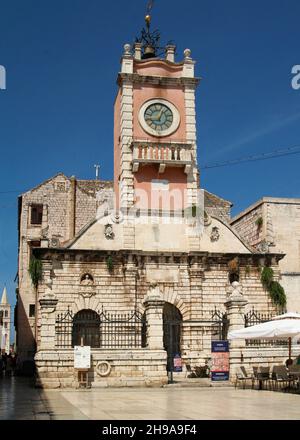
[117,72,201,87]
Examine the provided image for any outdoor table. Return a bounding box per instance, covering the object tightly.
[257,373,270,390]
[288,371,300,389]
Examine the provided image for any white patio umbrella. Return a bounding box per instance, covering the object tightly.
[228,312,300,362]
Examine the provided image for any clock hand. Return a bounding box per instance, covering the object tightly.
[152,108,163,121]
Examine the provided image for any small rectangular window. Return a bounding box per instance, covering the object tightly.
[29,304,36,318]
[31,204,43,225]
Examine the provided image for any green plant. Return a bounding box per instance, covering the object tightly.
[261,266,274,289]
[28,256,42,288]
[106,256,114,273]
[269,281,286,308]
[255,216,263,229]
[245,265,251,276]
[260,266,287,307]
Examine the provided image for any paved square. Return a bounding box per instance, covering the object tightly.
[1,377,300,420]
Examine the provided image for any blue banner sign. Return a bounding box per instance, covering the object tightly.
[211,341,229,353]
[211,340,229,381]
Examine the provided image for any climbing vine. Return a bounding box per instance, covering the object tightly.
[28,256,42,288]
[106,256,114,273]
[260,266,286,308]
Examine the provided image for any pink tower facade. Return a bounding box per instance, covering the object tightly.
[114,43,200,215]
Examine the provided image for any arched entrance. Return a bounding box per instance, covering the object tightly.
[72,309,100,348]
[163,303,182,372]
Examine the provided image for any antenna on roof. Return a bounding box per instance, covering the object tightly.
[94,164,100,180]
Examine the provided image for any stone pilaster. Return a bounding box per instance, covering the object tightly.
[224,282,248,380]
[38,293,58,350]
[143,286,165,350]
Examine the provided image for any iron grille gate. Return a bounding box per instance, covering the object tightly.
[244,308,287,347]
[164,308,229,383]
[55,307,147,349]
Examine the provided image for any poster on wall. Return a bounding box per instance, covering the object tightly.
[74,346,91,369]
[211,341,229,381]
[173,354,183,372]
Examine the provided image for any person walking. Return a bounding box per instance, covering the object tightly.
[5,354,12,377]
[2,353,7,375]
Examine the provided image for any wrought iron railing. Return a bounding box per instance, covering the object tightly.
[55,307,147,349]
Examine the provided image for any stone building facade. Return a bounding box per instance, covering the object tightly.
[231,197,300,312]
[16,24,298,388]
[16,175,113,362]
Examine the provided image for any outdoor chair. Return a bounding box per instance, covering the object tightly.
[288,365,300,389]
[272,365,296,391]
[257,366,271,390]
[235,366,254,389]
[185,363,197,378]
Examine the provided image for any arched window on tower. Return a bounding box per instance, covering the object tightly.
[72,309,100,348]
[4,310,8,318]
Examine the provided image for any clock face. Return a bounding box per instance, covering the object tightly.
[139,99,180,137]
[144,103,174,133]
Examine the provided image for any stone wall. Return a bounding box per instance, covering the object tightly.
[231,203,264,248]
[231,198,300,312]
[35,349,167,388]
[33,249,285,387]
[204,190,232,223]
[17,174,113,362]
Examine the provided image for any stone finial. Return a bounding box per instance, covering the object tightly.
[184,48,192,60]
[165,45,176,63]
[134,43,142,60]
[228,281,243,300]
[123,43,132,57]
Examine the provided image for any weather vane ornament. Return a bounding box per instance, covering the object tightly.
[135,0,175,60]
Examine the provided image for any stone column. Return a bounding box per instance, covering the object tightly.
[38,293,58,350]
[143,285,165,350]
[224,282,248,379]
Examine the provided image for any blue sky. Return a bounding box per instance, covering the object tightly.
[0,0,300,325]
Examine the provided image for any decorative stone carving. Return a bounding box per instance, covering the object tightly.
[104,224,115,240]
[51,236,60,248]
[210,226,220,242]
[80,273,94,286]
[79,290,96,299]
[39,293,58,313]
[257,240,269,253]
[96,361,112,377]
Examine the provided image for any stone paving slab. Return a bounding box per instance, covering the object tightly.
[1,377,300,420]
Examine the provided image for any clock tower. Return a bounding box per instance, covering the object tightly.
[114,16,201,247]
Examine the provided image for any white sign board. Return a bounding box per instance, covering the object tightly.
[74,346,91,369]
